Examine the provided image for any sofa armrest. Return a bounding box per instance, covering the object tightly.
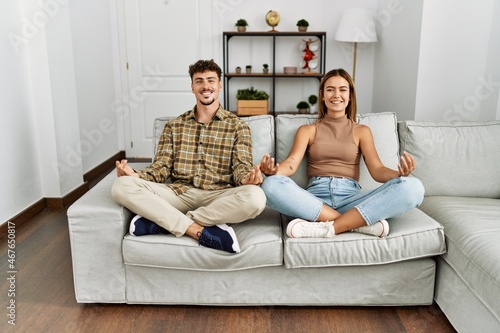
[67,170,131,303]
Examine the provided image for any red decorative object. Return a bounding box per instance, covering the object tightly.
[300,38,319,73]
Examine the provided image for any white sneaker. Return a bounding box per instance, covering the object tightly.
[286,219,335,238]
[352,219,389,237]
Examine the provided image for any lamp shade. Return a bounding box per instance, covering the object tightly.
[335,8,377,43]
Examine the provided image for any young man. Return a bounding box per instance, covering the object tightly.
[112,59,266,253]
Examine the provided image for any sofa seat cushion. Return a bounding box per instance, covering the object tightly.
[419,196,500,320]
[123,207,283,271]
[284,208,446,268]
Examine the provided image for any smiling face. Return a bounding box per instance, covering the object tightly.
[191,70,222,107]
[317,69,357,121]
[322,75,350,116]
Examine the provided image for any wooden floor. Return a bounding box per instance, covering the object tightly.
[0,207,457,333]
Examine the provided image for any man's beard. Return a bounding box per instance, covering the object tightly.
[200,98,215,106]
[199,90,216,106]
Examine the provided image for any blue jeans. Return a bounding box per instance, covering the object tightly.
[261,175,425,225]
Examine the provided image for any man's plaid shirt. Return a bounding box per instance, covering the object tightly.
[136,105,254,195]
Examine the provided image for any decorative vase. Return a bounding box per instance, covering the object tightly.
[298,26,307,32]
[237,26,246,32]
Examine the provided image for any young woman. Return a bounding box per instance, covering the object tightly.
[259,69,424,238]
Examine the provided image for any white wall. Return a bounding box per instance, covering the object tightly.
[69,0,120,172]
[372,0,424,121]
[0,0,43,223]
[373,0,500,121]
[35,1,83,196]
[1,0,120,224]
[486,0,500,120]
[415,0,499,121]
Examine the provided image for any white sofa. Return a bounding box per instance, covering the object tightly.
[398,120,500,333]
[68,112,447,307]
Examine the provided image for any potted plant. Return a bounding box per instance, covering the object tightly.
[296,19,309,32]
[296,101,310,114]
[235,19,248,32]
[236,87,269,116]
[308,94,318,113]
[245,65,252,74]
[235,66,241,74]
[263,63,269,74]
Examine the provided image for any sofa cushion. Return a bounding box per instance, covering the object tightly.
[357,112,400,190]
[284,208,446,268]
[275,114,317,188]
[398,120,500,198]
[154,115,274,165]
[123,207,283,271]
[239,115,275,164]
[275,112,400,190]
[419,196,500,323]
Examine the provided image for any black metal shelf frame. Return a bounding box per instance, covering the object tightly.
[222,31,327,115]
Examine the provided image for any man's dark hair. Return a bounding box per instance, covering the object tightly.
[188,59,222,82]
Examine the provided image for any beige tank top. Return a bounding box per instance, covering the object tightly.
[307,114,361,181]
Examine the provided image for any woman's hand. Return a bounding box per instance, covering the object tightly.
[259,153,279,176]
[398,151,416,177]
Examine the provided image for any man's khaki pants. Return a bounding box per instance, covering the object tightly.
[111,176,266,237]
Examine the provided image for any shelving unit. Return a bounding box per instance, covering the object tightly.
[222,31,326,115]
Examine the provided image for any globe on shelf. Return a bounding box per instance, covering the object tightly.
[265,10,280,32]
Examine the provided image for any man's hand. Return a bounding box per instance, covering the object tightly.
[116,159,139,177]
[259,153,279,176]
[241,165,263,185]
